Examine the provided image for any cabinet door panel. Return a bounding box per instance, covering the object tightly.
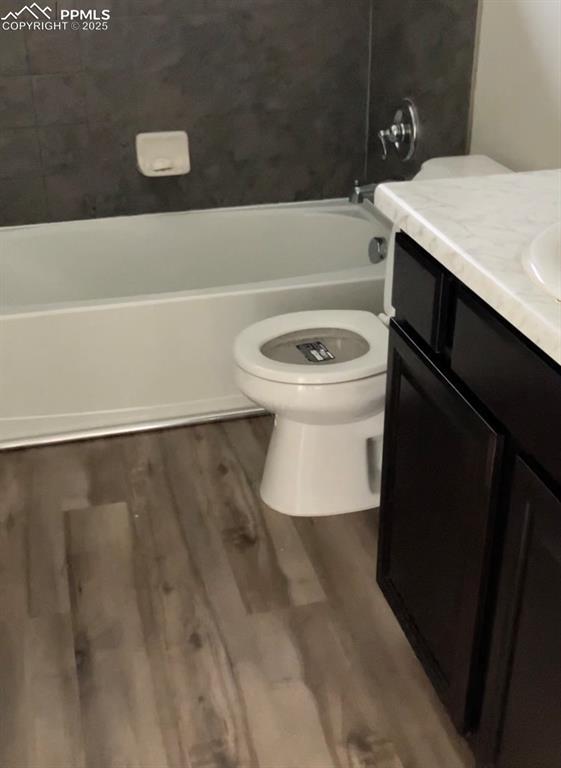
[479,458,561,768]
[452,290,561,486]
[378,322,502,732]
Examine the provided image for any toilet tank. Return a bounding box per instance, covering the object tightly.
[382,154,512,318]
[413,154,512,181]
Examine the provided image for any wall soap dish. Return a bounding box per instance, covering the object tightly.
[136,131,191,177]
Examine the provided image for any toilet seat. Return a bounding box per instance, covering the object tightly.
[234,310,388,385]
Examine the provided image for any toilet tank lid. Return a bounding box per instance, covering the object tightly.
[414,154,512,181]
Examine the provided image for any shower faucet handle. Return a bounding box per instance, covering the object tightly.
[377,98,419,162]
[378,123,412,159]
[377,128,392,160]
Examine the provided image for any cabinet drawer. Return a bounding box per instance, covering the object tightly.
[392,232,449,352]
[451,290,561,486]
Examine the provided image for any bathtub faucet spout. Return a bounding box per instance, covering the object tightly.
[349,180,378,204]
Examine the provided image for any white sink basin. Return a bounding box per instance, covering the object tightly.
[524,222,561,301]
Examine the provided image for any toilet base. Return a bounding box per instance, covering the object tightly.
[260,413,384,517]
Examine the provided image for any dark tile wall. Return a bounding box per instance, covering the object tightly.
[0,0,478,226]
[368,0,480,183]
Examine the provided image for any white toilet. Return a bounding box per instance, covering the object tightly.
[234,154,512,517]
[235,310,389,516]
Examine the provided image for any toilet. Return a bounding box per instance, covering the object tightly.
[235,310,388,516]
[234,154,512,517]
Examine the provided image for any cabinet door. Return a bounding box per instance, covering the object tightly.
[478,458,561,768]
[378,323,502,733]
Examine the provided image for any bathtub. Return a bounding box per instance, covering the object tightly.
[0,199,390,448]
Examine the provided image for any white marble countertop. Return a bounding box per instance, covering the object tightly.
[375,169,561,366]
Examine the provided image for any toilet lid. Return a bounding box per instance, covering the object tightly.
[234,310,388,384]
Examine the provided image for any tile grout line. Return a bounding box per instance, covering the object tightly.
[22,31,50,220]
[363,0,374,182]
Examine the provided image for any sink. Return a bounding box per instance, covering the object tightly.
[523,223,561,301]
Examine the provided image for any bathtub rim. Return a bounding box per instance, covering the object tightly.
[0,195,382,236]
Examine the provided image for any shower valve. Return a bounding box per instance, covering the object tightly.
[378,123,411,159]
[377,98,419,162]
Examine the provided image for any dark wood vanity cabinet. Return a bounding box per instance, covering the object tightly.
[378,323,502,733]
[379,232,561,768]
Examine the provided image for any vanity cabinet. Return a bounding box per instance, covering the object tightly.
[378,322,501,733]
[379,232,561,768]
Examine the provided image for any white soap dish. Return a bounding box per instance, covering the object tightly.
[136,131,191,177]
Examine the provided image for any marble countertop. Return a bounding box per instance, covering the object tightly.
[375,169,561,366]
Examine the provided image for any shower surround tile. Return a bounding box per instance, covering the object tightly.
[0,77,35,129]
[85,70,138,123]
[367,0,479,182]
[128,15,192,71]
[38,124,90,174]
[45,170,97,221]
[0,32,28,76]
[80,20,133,71]
[32,74,87,126]
[0,128,42,178]
[25,29,82,74]
[0,0,479,226]
[0,177,47,225]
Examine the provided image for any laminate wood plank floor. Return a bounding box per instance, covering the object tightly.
[0,416,474,768]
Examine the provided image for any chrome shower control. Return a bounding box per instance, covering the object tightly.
[377,98,419,162]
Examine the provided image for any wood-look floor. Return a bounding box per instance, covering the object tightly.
[0,416,474,768]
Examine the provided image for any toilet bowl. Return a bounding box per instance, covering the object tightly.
[235,310,388,516]
[234,154,512,517]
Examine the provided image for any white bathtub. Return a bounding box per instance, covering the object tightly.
[0,199,390,447]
